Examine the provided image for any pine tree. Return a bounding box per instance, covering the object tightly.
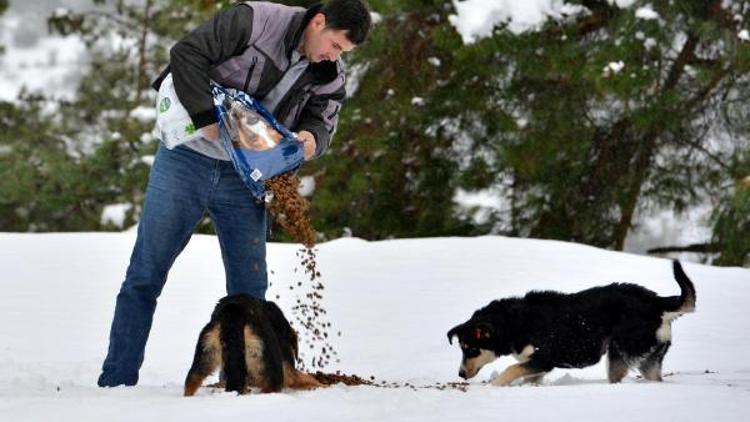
[486,0,750,251]
[711,157,750,266]
[3,0,747,265]
[307,0,485,239]
[0,0,233,231]
[306,0,749,265]
[2,0,328,232]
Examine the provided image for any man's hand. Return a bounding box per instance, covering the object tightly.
[296,130,317,161]
[201,123,220,141]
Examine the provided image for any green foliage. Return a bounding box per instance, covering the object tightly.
[0,0,5,54]
[1,0,215,232]
[711,150,750,266]
[2,0,748,266]
[306,3,481,239]
[302,0,750,266]
[0,94,153,231]
[712,183,750,267]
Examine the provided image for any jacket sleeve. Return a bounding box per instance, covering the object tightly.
[293,81,346,159]
[169,4,254,129]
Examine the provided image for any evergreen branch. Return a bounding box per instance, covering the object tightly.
[612,22,708,249]
[570,13,611,37]
[546,5,617,38]
[672,136,731,172]
[579,0,616,15]
[135,0,154,104]
[78,10,141,34]
[662,32,699,92]
[647,243,721,254]
[686,65,733,111]
[686,57,721,68]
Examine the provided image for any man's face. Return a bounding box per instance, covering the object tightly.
[303,13,355,63]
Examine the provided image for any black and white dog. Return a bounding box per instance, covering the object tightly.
[447,261,696,386]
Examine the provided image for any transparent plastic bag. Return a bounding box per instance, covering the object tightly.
[224,100,284,151]
[212,84,305,200]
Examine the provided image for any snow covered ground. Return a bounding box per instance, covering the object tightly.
[0,233,748,421]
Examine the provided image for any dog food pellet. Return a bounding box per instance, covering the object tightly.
[265,173,339,370]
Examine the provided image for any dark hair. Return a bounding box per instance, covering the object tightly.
[320,0,371,45]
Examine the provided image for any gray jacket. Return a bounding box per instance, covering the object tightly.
[153,1,346,159]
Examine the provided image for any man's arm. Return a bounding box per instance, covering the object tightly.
[170,4,254,131]
[293,84,346,160]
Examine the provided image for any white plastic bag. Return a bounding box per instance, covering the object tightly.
[155,73,203,149]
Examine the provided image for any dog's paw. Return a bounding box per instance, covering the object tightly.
[490,377,512,386]
[490,370,530,386]
[489,371,511,386]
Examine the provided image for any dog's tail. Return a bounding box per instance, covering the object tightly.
[661,260,696,314]
[219,303,248,394]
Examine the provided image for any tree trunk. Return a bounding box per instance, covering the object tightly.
[135,0,153,104]
[612,32,700,249]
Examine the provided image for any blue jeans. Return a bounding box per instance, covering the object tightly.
[98,144,268,387]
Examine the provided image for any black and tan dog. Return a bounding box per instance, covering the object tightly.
[184,294,324,396]
[447,260,696,386]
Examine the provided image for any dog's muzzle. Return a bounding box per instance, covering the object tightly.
[459,359,485,380]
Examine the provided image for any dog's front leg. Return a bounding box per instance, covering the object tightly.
[491,363,543,386]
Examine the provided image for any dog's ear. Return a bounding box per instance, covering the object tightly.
[447,324,463,345]
[474,322,493,339]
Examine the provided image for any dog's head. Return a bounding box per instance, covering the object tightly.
[447,319,499,379]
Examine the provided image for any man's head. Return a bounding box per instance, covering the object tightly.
[302,0,371,63]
